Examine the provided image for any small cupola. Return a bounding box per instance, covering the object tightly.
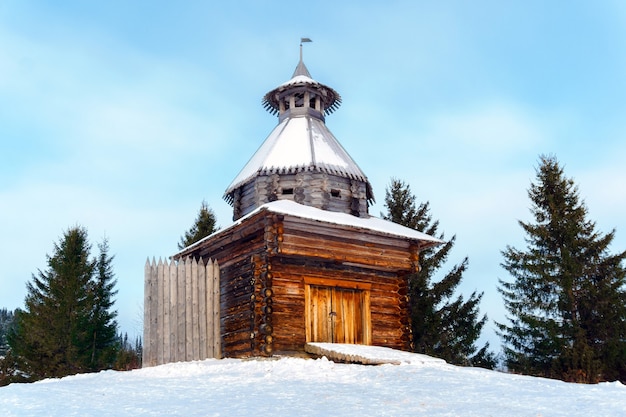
[262,47,341,123]
[224,42,374,220]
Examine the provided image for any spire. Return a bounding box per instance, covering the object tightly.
[293,38,312,78]
[262,38,341,118]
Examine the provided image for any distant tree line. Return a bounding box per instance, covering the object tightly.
[0,308,15,357]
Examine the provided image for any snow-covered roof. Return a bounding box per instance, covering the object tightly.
[279,74,318,88]
[262,200,443,243]
[226,58,354,201]
[262,59,341,117]
[224,115,369,196]
[177,200,443,257]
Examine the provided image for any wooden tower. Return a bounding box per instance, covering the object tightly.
[224,50,373,220]
[150,48,442,362]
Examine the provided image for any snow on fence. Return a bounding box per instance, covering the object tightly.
[143,257,221,367]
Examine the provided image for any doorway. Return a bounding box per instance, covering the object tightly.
[304,278,371,345]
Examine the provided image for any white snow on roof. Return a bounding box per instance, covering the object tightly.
[177,200,442,256]
[309,118,351,168]
[262,200,443,243]
[260,117,315,168]
[279,74,319,88]
[225,115,368,195]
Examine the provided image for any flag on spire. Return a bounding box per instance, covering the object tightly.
[299,38,312,63]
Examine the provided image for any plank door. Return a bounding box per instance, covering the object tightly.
[307,285,368,344]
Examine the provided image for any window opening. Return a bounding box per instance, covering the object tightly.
[294,92,305,107]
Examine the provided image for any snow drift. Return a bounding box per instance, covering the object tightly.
[1,345,624,416]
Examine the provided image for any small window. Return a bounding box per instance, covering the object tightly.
[294,92,305,107]
[331,189,341,198]
[282,188,294,195]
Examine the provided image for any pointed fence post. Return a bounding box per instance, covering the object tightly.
[148,259,158,366]
[185,257,193,361]
[198,257,207,360]
[143,259,153,366]
[191,257,200,360]
[169,259,177,362]
[152,258,169,365]
[206,259,214,357]
[177,259,186,361]
[158,258,168,365]
[213,259,221,358]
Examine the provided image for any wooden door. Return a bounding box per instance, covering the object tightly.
[308,285,365,344]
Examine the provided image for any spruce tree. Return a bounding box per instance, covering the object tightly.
[87,238,119,370]
[178,200,218,250]
[8,227,120,379]
[384,178,494,367]
[498,155,626,383]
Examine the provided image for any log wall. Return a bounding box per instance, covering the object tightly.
[270,259,410,353]
[233,172,369,220]
[170,208,422,359]
[176,211,270,358]
[143,257,220,367]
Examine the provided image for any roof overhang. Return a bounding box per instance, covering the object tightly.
[175,200,443,259]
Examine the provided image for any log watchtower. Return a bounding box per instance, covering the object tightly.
[224,50,374,220]
[145,46,442,364]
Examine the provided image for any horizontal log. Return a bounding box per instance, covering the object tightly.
[281,217,414,249]
[272,262,405,285]
[280,236,411,269]
[271,302,306,314]
[222,329,254,345]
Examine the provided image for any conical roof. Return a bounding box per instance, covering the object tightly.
[224,58,374,211]
[224,115,370,199]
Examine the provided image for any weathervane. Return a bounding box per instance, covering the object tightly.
[300,37,312,62]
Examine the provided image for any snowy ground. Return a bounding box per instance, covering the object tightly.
[2,344,625,416]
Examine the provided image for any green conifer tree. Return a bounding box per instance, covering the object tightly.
[178,200,218,250]
[8,227,119,380]
[87,238,119,370]
[498,155,626,383]
[384,178,494,367]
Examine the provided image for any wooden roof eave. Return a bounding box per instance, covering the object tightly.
[173,209,269,261]
[173,202,443,263]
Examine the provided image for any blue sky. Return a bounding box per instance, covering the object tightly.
[1,1,625,350]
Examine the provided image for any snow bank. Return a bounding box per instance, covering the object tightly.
[1,355,625,416]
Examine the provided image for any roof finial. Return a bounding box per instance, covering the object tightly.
[293,38,313,78]
[300,37,312,62]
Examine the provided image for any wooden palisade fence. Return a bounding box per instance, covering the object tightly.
[143,257,221,367]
